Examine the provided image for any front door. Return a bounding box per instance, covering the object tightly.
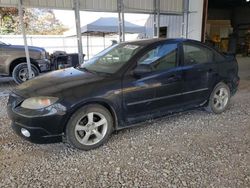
[122,42,183,123]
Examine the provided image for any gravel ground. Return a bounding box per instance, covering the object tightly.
[0,58,250,187]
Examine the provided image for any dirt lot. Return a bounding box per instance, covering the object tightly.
[0,58,250,187]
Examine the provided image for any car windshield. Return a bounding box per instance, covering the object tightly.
[80,43,142,74]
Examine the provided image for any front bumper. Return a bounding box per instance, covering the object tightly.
[36,59,51,72]
[7,94,68,144]
[11,122,62,144]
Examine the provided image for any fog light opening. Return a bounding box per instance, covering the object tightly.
[21,128,31,137]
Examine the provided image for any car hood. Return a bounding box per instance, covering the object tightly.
[5,45,45,52]
[14,68,104,98]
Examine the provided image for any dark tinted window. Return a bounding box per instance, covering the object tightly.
[183,43,213,65]
[214,51,225,62]
[138,43,177,71]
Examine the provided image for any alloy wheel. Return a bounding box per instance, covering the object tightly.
[213,87,229,111]
[74,112,108,146]
[18,68,35,82]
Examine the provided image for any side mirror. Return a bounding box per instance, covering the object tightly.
[133,64,152,76]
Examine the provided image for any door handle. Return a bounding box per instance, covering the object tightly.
[167,75,180,82]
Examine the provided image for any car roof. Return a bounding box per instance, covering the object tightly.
[122,38,199,46]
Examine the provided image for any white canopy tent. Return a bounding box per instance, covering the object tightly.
[0,0,184,79]
[80,17,145,59]
[81,17,145,34]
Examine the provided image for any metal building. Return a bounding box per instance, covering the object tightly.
[0,0,204,77]
[144,0,204,41]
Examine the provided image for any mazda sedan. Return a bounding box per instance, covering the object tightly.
[7,39,239,150]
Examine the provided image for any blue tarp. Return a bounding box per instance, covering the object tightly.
[81,17,145,34]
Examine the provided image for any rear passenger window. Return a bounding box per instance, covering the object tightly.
[183,43,213,65]
[214,51,225,62]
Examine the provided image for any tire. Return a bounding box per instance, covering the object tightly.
[65,104,114,150]
[205,82,231,114]
[12,63,39,84]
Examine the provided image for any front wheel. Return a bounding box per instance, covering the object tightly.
[12,63,39,84]
[65,104,114,150]
[205,82,231,114]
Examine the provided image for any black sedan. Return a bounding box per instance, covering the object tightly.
[7,39,240,150]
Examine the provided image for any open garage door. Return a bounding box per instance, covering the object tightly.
[205,0,250,55]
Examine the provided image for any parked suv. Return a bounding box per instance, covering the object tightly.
[0,41,50,84]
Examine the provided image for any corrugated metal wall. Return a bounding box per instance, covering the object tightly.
[144,0,204,41]
[144,15,184,39]
[23,0,73,9]
[0,0,18,7]
[0,0,183,14]
[80,0,117,12]
[159,0,183,13]
[0,0,74,9]
[124,0,183,14]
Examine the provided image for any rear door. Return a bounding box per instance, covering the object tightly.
[181,42,218,106]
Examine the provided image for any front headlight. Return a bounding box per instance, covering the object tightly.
[21,97,59,110]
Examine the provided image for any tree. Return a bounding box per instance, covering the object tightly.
[0,7,18,34]
[0,8,68,35]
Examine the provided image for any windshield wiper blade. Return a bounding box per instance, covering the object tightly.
[78,67,96,74]
[78,67,112,76]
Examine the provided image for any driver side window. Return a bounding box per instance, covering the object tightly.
[138,43,177,71]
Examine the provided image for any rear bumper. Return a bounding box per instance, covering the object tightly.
[231,76,240,96]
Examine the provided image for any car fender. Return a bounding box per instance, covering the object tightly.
[63,97,123,132]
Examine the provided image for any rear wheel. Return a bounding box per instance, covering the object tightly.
[205,82,231,114]
[12,63,39,84]
[65,104,114,150]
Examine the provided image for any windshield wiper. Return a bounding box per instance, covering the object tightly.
[78,67,96,74]
[78,67,112,76]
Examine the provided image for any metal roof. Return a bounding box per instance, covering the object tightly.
[0,0,184,14]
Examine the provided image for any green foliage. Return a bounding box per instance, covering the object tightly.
[0,8,68,35]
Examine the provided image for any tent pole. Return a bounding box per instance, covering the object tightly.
[87,33,89,60]
[18,0,32,79]
[74,0,83,64]
[103,33,105,49]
